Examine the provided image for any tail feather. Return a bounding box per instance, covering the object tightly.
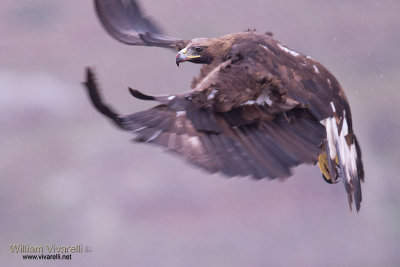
[320,102,364,212]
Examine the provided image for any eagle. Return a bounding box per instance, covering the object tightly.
[84,0,365,211]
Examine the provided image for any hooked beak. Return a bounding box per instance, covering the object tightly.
[176,47,200,66]
[175,52,184,66]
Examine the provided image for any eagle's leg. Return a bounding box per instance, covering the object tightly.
[318,151,339,184]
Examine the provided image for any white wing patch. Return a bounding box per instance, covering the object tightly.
[256,92,273,105]
[132,126,147,132]
[187,136,201,149]
[277,43,300,57]
[242,100,255,105]
[176,111,186,117]
[207,89,218,100]
[259,44,269,51]
[330,102,336,113]
[313,65,320,73]
[240,92,273,106]
[146,130,162,142]
[327,79,332,88]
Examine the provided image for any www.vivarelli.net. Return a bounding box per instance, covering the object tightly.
[10,244,93,261]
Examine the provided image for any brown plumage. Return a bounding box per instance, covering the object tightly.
[85,0,364,211]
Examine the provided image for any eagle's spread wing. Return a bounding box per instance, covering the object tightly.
[94,0,187,50]
[84,68,325,179]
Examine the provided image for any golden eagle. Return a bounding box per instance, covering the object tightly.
[84,0,364,211]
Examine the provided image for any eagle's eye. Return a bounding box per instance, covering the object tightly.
[194,47,205,53]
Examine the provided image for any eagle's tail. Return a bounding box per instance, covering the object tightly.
[319,106,364,212]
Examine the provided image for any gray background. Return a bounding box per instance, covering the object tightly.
[1,0,399,266]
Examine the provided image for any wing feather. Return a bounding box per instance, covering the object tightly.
[94,0,187,50]
[83,68,326,180]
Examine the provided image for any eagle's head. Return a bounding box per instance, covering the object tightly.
[176,37,232,66]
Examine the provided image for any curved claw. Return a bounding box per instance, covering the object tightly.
[322,174,340,184]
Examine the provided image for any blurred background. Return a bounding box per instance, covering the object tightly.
[1,0,399,266]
